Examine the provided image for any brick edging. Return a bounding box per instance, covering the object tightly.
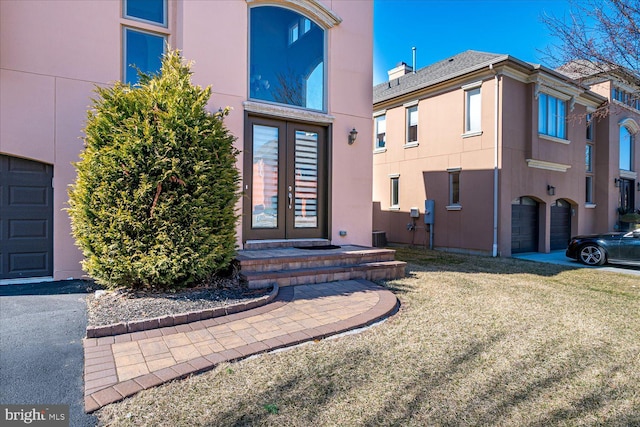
[86,284,279,338]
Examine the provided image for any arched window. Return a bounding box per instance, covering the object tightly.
[249,6,326,111]
[620,125,634,171]
[249,6,325,111]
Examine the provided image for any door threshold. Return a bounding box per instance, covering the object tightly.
[244,238,330,250]
[0,276,55,286]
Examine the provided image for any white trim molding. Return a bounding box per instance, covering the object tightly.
[539,134,571,145]
[461,80,483,90]
[620,170,638,180]
[526,159,572,172]
[243,101,335,124]
[246,0,342,29]
[619,117,640,134]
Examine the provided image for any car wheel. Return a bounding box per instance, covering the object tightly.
[578,244,606,266]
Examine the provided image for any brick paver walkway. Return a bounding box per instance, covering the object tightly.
[83,280,398,412]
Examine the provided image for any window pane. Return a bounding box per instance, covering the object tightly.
[450,172,460,205]
[391,177,399,206]
[586,114,593,140]
[375,116,386,149]
[557,98,566,138]
[124,28,165,85]
[407,106,418,143]
[620,126,633,171]
[548,95,557,137]
[585,144,592,172]
[125,0,166,25]
[585,176,593,203]
[538,94,547,134]
[466,88,481,132]
[250,6,325,111]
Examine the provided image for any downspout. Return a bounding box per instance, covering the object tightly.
[490,63,500,257]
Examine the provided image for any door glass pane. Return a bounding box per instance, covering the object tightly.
[294,130,318,228]
[252,125,279,229]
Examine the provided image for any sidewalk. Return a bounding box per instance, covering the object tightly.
[83,279,398,412]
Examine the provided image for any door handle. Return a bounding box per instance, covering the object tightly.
[288,186,293,209]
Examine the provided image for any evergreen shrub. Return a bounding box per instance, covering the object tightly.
[68,50,240,289]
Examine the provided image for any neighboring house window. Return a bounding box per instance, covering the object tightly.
[406,106,418,144]
[449,170,460,206]
[122,0,167,85]
[465,87,481,133]
[585,176,594,204]
[390,175,399,209]
[250,6,325,111]
[375,115,386,149]
[585,144,593,173]
[538,93,567,139]
[586,113,593,141]
[620,125,634,171]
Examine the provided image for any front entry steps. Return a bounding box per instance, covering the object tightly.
[236,244,406,289]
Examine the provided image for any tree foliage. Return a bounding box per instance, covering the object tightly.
[543,0,640,82]
[68,50,240,289]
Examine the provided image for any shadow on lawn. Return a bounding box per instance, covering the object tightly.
[392,246,580,278]
[198,334,638,426]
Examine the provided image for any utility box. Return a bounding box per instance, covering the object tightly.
[410,207,420,218]
[424,199,435,225]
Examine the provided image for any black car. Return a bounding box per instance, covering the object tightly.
[566,230,640,266]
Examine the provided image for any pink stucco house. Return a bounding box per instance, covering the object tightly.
[0,0,375,281]
[372,51,639,256]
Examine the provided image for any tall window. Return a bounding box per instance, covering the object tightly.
[375,115,386,149]
[465,87,481,133]
[538,93,567,139]
[585,144,593,173]
[122,0,167,85]
[586,113,593,141]
[406,106,418,144]
[585,176,594,204]
[620,126,634,171]
[250,6,325,111]
[449,171,460,205]
[390,176,399,208]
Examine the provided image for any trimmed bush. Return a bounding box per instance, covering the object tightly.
[68,50,240,289]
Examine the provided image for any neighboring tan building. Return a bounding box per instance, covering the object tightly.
[0,0,374,281]
[373,50,639,256]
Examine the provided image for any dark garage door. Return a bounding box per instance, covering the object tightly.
[512,197,538,253]
[0,155,53,279]
[550,199,571,250]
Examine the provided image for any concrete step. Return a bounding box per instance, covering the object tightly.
[241,261,407,289]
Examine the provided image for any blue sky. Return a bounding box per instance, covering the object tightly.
[374,0,572,84]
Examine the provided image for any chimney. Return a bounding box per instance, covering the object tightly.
[387,62,413,80]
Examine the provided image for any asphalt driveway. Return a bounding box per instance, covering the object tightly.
[0,280,98,426]
[512,250,640,276]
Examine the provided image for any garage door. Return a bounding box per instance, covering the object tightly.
[550,199,571,250]
[511,197,538,253]
[0,155,53,279]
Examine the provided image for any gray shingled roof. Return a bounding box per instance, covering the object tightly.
[374,50,511,104]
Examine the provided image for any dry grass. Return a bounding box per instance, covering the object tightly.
[96,249,640,426]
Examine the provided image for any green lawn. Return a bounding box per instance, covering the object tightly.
[96,248,640,426]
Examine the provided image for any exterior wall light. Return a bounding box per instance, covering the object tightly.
[637,182,640,191]
[348,128,358,145]
[547,185,555,196]
[614,178,620,188]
